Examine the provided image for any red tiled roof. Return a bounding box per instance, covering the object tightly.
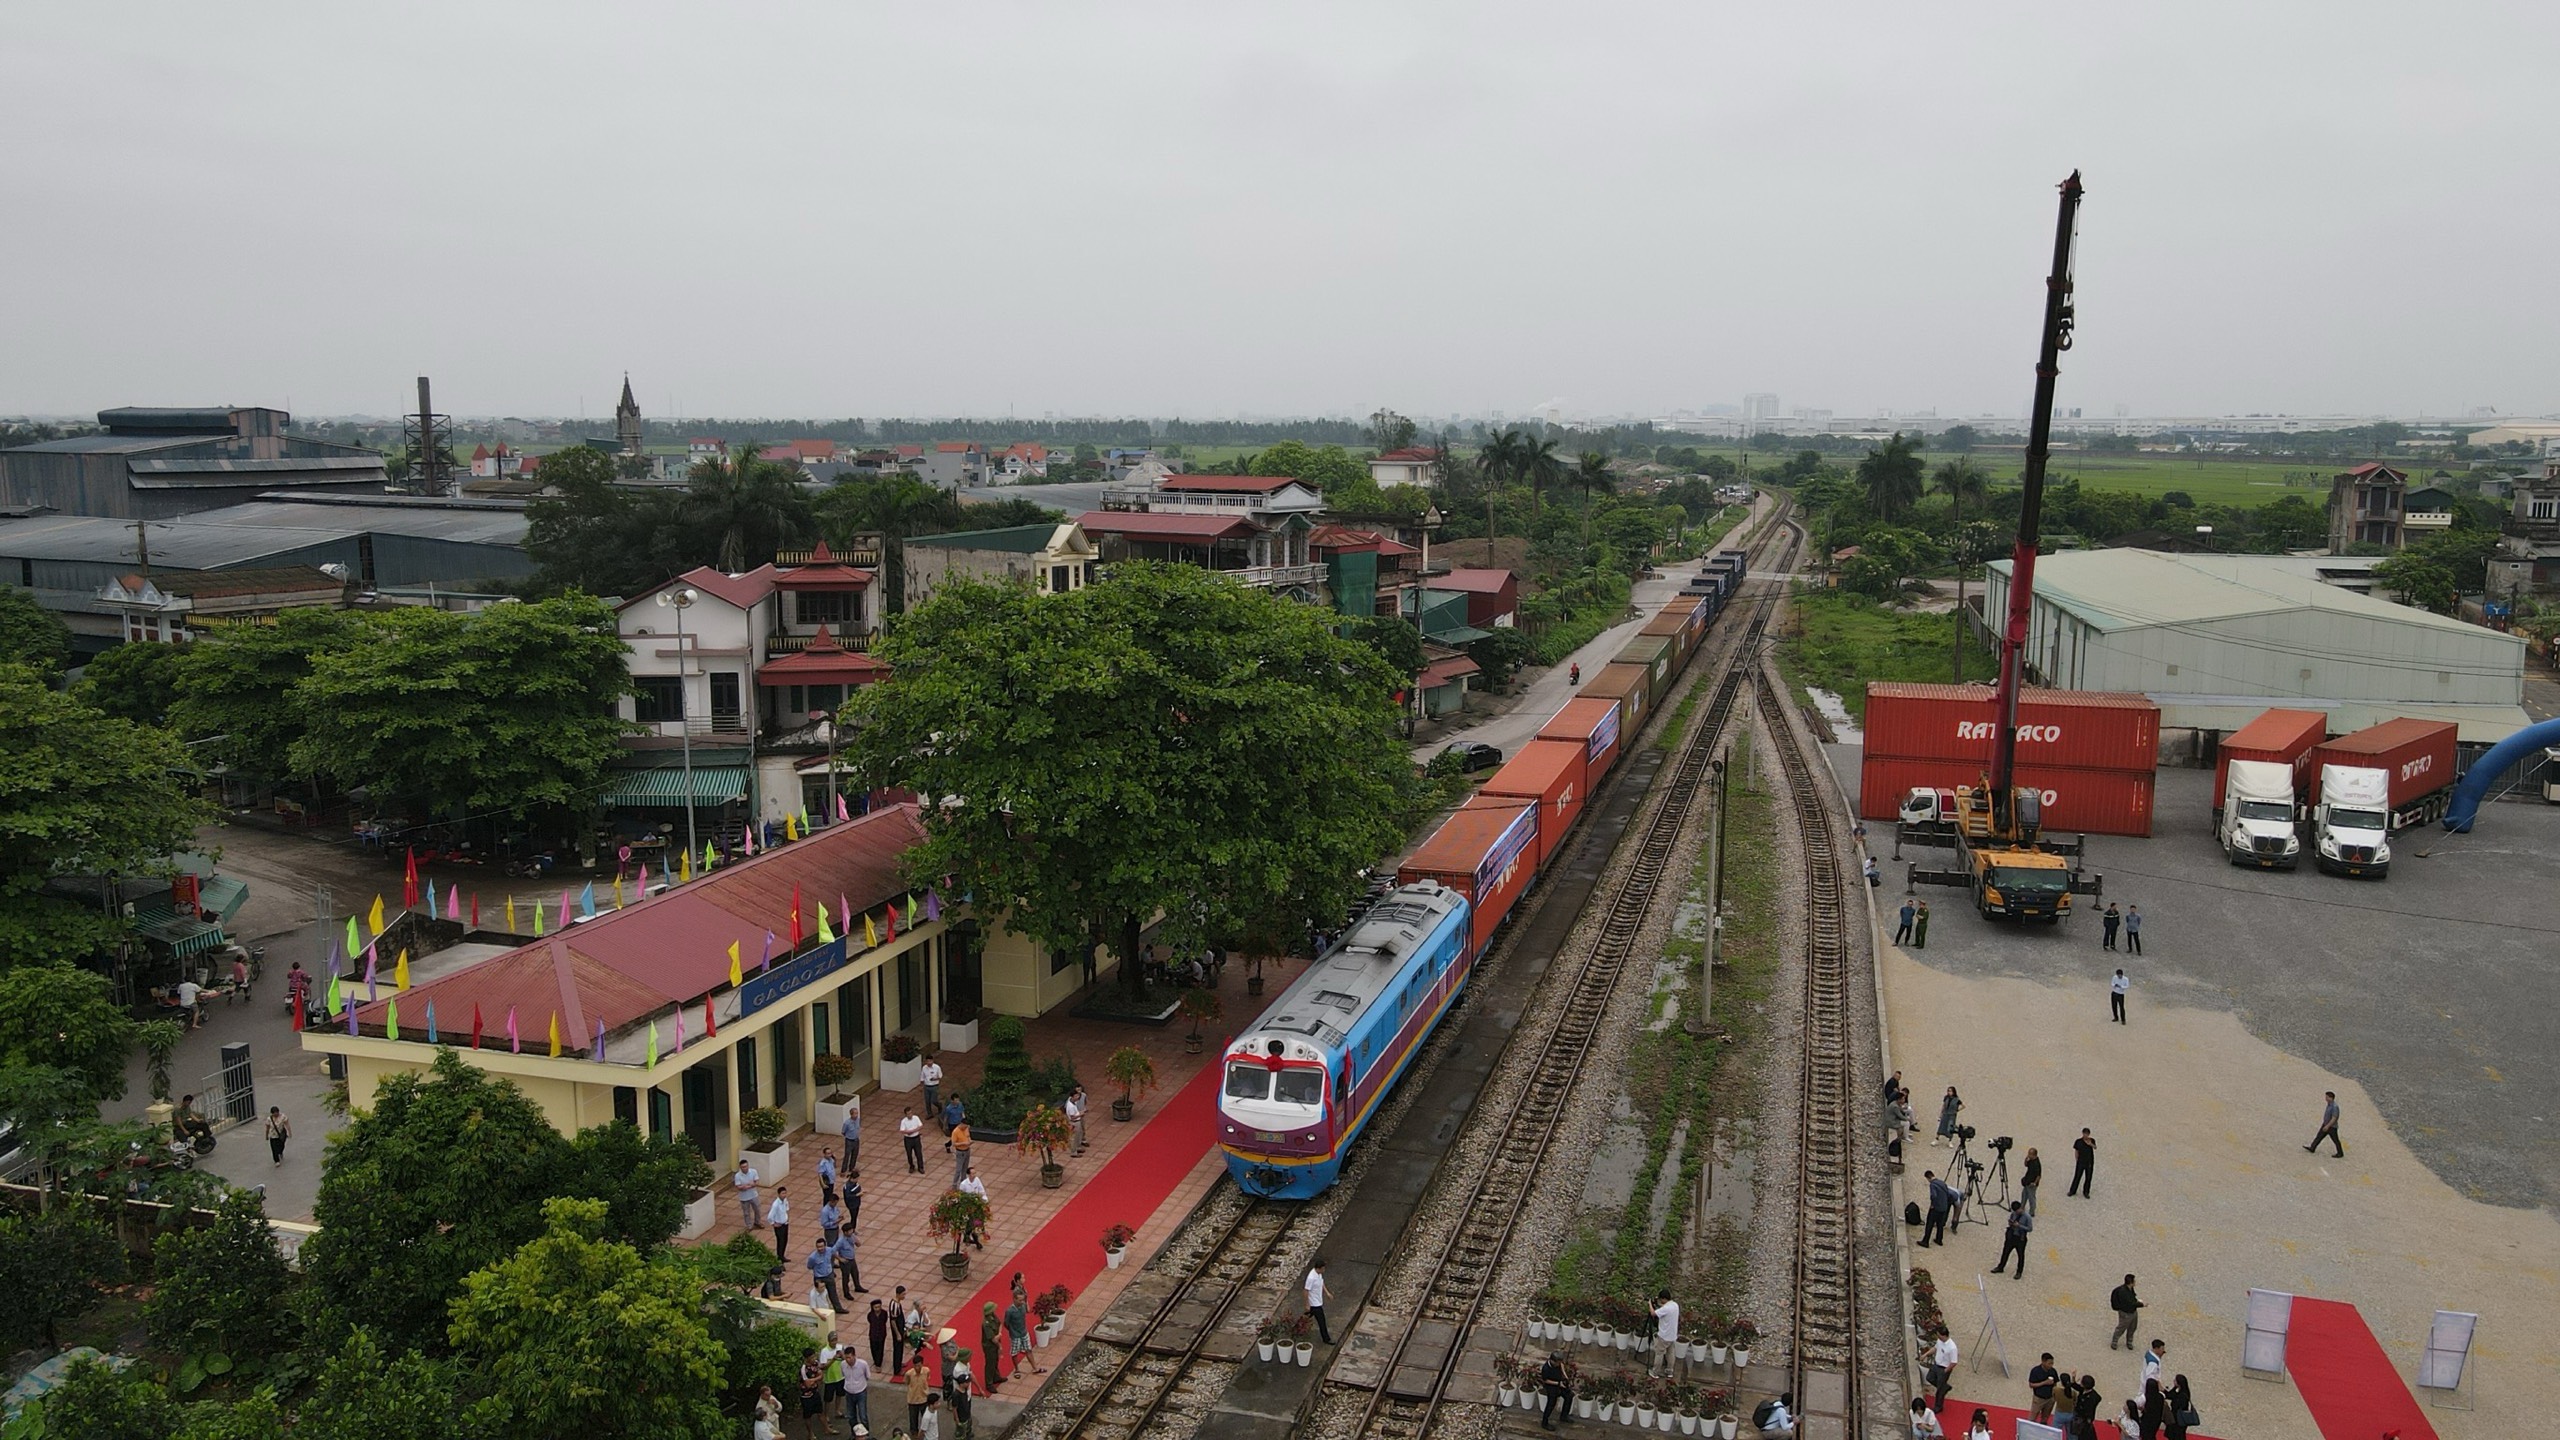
[936,442,979,454]
[895,445,925,458]
[1076,510,1257,543]
[1159,474,1295,494]
[1004,443,1048,462]
[352,805,932,1038]
[785,440,836,460]
[760,445,798,461]
[758,629,890,685]
[1374,446,1442,463]
[2343,462,2404,479]
[1419,654,1481,687]
[1376,537,1419,558]
[1309,524,1387,553]
[616,565,783,612]
[1433,567,1517,594]
[775,540,873,592]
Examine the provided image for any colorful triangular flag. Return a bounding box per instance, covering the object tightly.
[506,894,517,931]
[613,873,626,909]
[547,1010,562,1058]
[741,824,756,857]
[364,944,378,1002]
[646,1021,659,1067]
[506,1004,520,1054]
[679,849,693,883]
[784,812,799,842]
[816,903,835,944]
[926,889,941,923]
[393,947,409,990]
[532,899,546,936]
[426,998,438,1045]
[469,891,479,927]
[704,995,716,1039]
[884,904,897,942]
[702,840,717,872]
[368,893,385,937]
[403,847,419,908]
[905,894,919,927]
[592,1017,605,1061]
[345,914,361,958]
[449,882,462,919]
[727,940,743,988]
[579,881,595,919]
[791,883,804,946]
[864,912,878,948]
[557,887,572,927]
[386,996,400,1042]
[761,930,775,972]
[472,1002,484,1050]
[325,970,342,1016]
[836,792,851,822]
[673,1006,687,1054]
[426,883,439,922]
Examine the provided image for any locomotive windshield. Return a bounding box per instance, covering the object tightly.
[1274,1070,1322,1105]
[1225,1063,1271,1100]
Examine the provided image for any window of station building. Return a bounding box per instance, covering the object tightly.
[735,1036,760,1112]
[613,1086,640,1128]
[1050,565,1072,594]
[796,591,855,626]
[648,1087,674,1142]
[633,675,685,722]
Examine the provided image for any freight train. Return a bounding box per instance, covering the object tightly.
[1219,545,1760,1198]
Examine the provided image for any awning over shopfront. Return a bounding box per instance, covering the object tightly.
[600,766,752,808]
[131,904,226,958]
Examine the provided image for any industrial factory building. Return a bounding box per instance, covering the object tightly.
[1979,549,2530,742]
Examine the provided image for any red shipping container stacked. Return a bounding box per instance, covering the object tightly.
[1539,696,1625,777]
[2307,718,2459,813]
[1857,757,2157,837]
[1479,739,1589,869]
[2211,708,2327,811]
[1863,682,2160,771]
[1398,795,1542,956]
[1583,664,1652,733]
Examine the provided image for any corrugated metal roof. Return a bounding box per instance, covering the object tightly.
[1076,510,1256,542]
[904,524,1060,553]
[0,500,528,568]
[1986,550,2492,637]
[599,766,752,807]
[3,433,206,455]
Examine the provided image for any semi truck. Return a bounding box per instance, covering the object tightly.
[2213,708,2326,869]
[2304,718,2459,878]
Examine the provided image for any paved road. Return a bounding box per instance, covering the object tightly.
[956,479,1107,514]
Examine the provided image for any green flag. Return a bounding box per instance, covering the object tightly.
[325,972,342,1016]
[345,914,360,958]
[646,1020,659,1068]
[386,996,400,1041]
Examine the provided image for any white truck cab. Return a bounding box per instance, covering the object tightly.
[2219,759,2300,869]
[2314,765,2392,877]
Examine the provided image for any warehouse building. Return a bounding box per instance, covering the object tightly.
[0,406,387,518]
[1980,549,2530,741]
[0,495,531,654]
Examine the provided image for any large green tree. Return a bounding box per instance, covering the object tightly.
[0,964,139,1096]
[686,449,816,573]
[286,597,631,818]
[815,472,964,615]
[523,447,694,597]
[292,1329,465,1440]
[1249,440,1374,501]
[1857,432,1927,519]
[847,563,1415,993]
[448,1197,728,1440]
[0,585,71,677]
[168,606,361,777]
[73,638,189,724]
[147,1188,300,1362]
[0,670,215,966]
[16,1355,172,1440]
[1932,459,1991,679]
[0,1205,126,1349]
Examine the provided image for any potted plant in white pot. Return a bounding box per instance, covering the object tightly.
[1104,1045,1157,1122]
[1017,1102,1072,1188]
[1495,1351,1520,1409]
[1288,1312,1314,1366]
[679,1184,718,1240]
[938,995,981,1055]
[928,1186,990,1283]
[741,1104,792,1179]
[1726,1317,1757,1371]
[1035,1283,1072,1345]
[878,1032,924,1094]
[1100,1222,1137,1271]
[812,1052,860,1135]
[1255,1318,1283,1363]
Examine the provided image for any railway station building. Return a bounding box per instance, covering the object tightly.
[297,803,1086,1150]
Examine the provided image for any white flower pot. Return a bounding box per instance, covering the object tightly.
[1294,1343,1314,1366]
[1104,1247,1125,1270]
[1709,1343,1728,1365]
[1257,1342,1276,1362]
[1576,1397,1596,1419]
[678,1188,716,1240]
[1636,1406,1657,1427]
[1577,1324,1597,1346]
[1500,1385,1519,1407]
[1656,1412,1677,1432]
[815,1096,854,1136]
[1720,1418,1740,1439]
[1617,1402,1637,1423]
[1731,1347,1751,1369]
[938,1018,980,1054]
[1679,1416,1700,1436]
[879,1056,923,1093]
[748,1139,791,1179]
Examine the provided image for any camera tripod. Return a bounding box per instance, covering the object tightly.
[1961,1145,2012,1225]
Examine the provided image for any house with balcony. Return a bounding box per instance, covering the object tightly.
[1368,445,1441,489]
[2327,462,2407,550]
[901,521,1097,608]
[1310,522,1424,619]
[2402,483,2458,537]
[1078,474,1326,601]
[2489,472,2560,601]
[608,542,887,848]
[918,443,989,489]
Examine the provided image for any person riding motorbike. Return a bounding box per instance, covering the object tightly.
[1569,662,1581,685]
[174,1094,217,1155]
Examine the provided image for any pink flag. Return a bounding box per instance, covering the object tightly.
[839,894,852,933]
[506,1005,520,1054]
[448,882,462,918]
[673,1005,687,1054]
[742,824,756,857]
[558,887,573,926]
[835,792,851,822]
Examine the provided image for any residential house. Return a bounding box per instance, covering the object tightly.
[996,444,1050,483]
[94,566,348,644]
[1367,445,1441,489]
[609,543,887,844]
[2490,471,2560,601]
[2401,483,2458,537]
[762,440,839,469]
[2327,462,2408,551]
[1079,474,1326,602]
[1309,522,1424,619]
[900,521,1097,608]
[689,438,728,463]
[1426,567,1521,630]
[918,442,989,489]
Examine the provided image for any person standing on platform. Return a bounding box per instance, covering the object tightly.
[1895,898,1917,945]
[2124,905,2143,956]
[1992,1201,2032,1277]
[735,1160,764,1229]
[2110,969,2130,1024]
[867,1298,890,1372]
[817,1147,839,1204]
[921,1057,945,1127]
[1004,1293,1041,1376]
[1926,1330,1959,1412]
[1934,1086,1964,1147]
[2108,1275,2145,1351]
[903,1359,929,1437]
[805,1235,840,1312]
[1305,1259,1332,1344]
[2069,1129,2097,1198]
[1065,1085,1089,1156]
[265,1106,291,1166]
[818,1193,844,1252]
[832,1229,864,1295]
[950,1120,973,1186]
[902,1110,926,1173]
[767,1186,791,1260]
[2306,1091,2345,1156]
[843,1169,863,1233]
[2101,903,2121,951]
[1919,1170,1954,1247]
[980,1302,1005,1393]
[2020,1146,2043,1216]
[1912,899,1931,948]
[841,1092,862,1169]
[2027,1354,2060,1426]
[842,1346,872,1432]
[1649,1290,1680,1375]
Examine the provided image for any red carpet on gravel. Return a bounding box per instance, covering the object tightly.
[949,1059,1224,1394]
[1947,1397,2226,1439]
[2288,1297,2438,1440]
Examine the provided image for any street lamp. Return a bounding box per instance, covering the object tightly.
[656,586,700,869]
[816,710,840,828]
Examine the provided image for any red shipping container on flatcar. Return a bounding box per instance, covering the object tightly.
[1538,696,1625,777]
[1858,755,2156,837]
[1397,795,1543,956]
[1479,739,1588,869]
[1863,682,2160,773]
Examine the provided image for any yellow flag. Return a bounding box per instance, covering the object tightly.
[548,1011,562,1057]
[367,893,386,936]
[727,940,743,987]
[863,913,878,948]
[613,874,626,909]
[784,812,799,842]
[680,849,693,883]
[533,899,546,936]
[394,948,410,989]
[505,894,518,931]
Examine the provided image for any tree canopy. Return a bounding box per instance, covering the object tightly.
[0,585,70,677]
[0,669,215,965]
[448,1197,729,1440]
[846,563,1416,987]
[1856,433,1927,519]
[73,638,189,725]
[523,447,814,596]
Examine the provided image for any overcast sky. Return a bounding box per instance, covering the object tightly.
[5,4,2554,424]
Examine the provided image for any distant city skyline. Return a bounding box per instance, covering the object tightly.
[6,5,2558,421]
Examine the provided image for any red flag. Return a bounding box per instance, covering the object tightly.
[791,883,803,947]
[704,995,717,1039]
[471,1002,484,1050]
[470,892,480,927]
[402,847,420,908]
[885,903,898,941]
[291,990,305,1032]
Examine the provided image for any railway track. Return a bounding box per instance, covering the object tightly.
[1034,1187,1298,1440]
[1333,509,1807,1440]
[1755,662,1865,1428]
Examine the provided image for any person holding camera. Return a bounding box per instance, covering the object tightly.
[1919,1169,1956,1247]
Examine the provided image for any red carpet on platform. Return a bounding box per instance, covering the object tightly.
[1947,1396,2225,1439]
[2287,1297,2438,1440]
[949,1059,1224,1393]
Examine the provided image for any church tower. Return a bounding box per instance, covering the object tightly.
[614,374,643,456]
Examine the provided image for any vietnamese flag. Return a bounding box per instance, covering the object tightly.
[471,1002,484,1050]
[791,883,803,947]
[403,847,420,908]
[704,995,717,1039]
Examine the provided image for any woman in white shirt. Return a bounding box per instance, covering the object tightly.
[1965,1409,1993,1440]
[1909,1398,1944,1439]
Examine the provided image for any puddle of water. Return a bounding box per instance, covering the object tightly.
[1581,1117,1649,1210]
[1806,686,1862,743]
[1672,899,1712,941]
[1697,1116,1758,1227]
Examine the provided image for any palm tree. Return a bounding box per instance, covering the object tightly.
[1476,430,1524,540]
[1571,451,1616,546]
[814,473,967,614]
[686,450,816,572]
[1519,435,1564,521]
[1932,458,1991,679]
[1856,432,1927,520]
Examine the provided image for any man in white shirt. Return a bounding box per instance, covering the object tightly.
[841,1346,872,1431]
[1926,1331,1959,1412]
[957,1167,989,1249]
[767,1186,791,1259]
[900,1109,926,1173]
[1650,1290,1681,1375]
[1304,1259,1332,1344]
[920,1058,946,1127]
[1064,1086,1088,1155]
[175,977,202,1029]
[734,1161,763,1228]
